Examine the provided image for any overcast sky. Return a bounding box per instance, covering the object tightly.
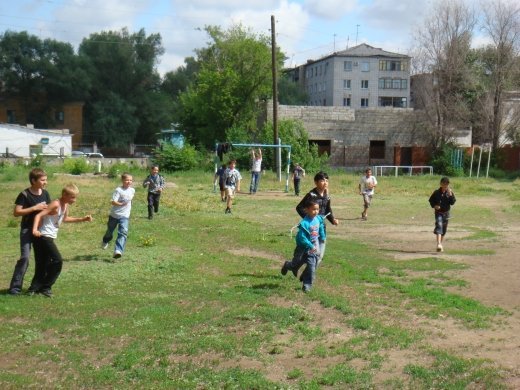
[0,0,491,75]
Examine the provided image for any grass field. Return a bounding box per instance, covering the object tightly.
[1,166,519,389]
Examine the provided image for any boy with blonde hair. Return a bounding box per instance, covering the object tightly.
[30,184,92,297]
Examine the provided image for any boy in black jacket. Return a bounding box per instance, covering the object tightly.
[429,177,456,252]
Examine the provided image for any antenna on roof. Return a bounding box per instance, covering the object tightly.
[356,25,360,45]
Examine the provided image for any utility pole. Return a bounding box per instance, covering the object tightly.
[271,15,280,180]
[356,24,360,45]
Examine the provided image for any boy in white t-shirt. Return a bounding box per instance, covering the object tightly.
[101,173,135,258]
[358,168,377,221]
[249,148,262,194]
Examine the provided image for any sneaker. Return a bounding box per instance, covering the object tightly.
[8,289,21,296]
[225,208,231,214]
[436,244,443,252]
[113,250,122,259]
[39,289,52,298]
[302,285,311,293]
[281,261,290,276]
[148,215,153,220]
[101,241,109,250]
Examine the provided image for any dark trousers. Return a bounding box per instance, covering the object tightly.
[147,192,161,218]
[294,178,301,196]
[30,236,63,292]
[9,228,34,293]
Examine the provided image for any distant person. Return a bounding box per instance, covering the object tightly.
[223,160,242,214]
[291,163,306,196]
[142,165,165,220]
[29,184,92,297]
[101,173,135,259]
[8,168,51,295]
[358,167,378,221]
[429,176,456,253]
[214,164,227,202]
[249,148,262,194]
[281,199,325,293]
[296,171,338,268]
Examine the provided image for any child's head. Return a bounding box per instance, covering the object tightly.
[229,160,236,169]
[365,167,372,176]
[61,184,79,205]
[121,173,133,188]
[29,168,47,187]
[150,165,159,175]
[304,199,320,218]
[314,171,329,191]
[440,177,450,191]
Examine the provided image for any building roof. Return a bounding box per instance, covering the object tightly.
[300,43,410,67]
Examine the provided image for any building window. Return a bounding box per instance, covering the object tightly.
[343,79,351,89]
[319,64,322,75]
[361,80,368,89]
[361,98,369,107]
[370,140,386,159]
[361,61,370,72]
[343,97,351,107]
[323,98,326,106]
[378,97,408,108]
[378,78,408,89]
[7,110,16,123]
[379,60,408,71]
[344,61,352,71]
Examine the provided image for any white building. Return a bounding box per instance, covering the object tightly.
[287,43,411,109]
[0,123,72,158]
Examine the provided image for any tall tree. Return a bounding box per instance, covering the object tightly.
[411,0,477,151]
[476,0,520,149]
[179,24,284,148]
[0,31,89,126]
[79,28,171,147]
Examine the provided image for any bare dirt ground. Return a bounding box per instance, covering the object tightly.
[336,196,520,388]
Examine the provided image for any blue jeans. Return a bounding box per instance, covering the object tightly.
[250,171,261,193]
[103,216,129,254]
[287,246,318,290]
[434,212,450,236]
[9,228,33,293]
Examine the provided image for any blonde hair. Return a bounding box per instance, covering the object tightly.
[62,183,79,196]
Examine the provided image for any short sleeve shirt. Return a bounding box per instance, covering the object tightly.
[359,175,377,195]
[109,186,135,219]
[15,188,51,229]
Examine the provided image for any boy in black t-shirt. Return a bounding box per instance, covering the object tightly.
[8,168,51,295]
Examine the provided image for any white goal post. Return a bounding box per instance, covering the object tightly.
[214,142,292,192]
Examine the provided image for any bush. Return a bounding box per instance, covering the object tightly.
[62,158,91,175]
[108,163,132,178]
[153,143,202,171]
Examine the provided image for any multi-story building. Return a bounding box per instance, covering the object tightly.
[287,43,411,109]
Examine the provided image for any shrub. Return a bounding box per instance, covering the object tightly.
[153,143,201,171]
[62,158,91,175]
[108,163,132,178]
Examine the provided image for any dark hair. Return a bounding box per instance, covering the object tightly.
[440,177,450,184]
[29,168,47,184]
[314,171,329,182]
[121,173,133,180]
[304,199,319,209]
[151,165,159,170]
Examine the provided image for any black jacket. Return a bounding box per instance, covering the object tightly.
[296,188,335,224]
[429,188,456,213]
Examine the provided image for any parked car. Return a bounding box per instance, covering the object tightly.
[85,152,104,158]
[71,151,86,157]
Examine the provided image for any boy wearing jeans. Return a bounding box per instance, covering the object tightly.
[429,176,456,252]
[281,199,325,293]
[102,173,135,259]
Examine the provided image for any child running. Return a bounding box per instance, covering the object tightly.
[223,160,242,214]
[296,171,338,268]
[281,199,325,293]
[429,176,456,252]
[142,165,165,220]
[30,184,92,297]
[101,173,135,259]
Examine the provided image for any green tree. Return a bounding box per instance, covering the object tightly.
[179,24,284,148]
[278,72,308,105]
[0,31,90,127]
[79,28,172,146]
[260,119,328,172]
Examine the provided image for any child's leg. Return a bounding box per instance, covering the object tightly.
[301,253,317,292]
[103,216,118,244]
[147,192,155,218]
[115,217,129,254]
[9,228,33,294]
[40,237,63,291]
[153,193,160,213]
[29,237,47,292]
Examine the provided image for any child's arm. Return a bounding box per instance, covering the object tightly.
[64,210,92,223]
[13,202,47,217]
[143,175,150,188]
[319,217,326,243]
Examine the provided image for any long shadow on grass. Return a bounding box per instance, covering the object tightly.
[70,254,115,263]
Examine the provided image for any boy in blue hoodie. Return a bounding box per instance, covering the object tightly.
[281,199,325,293]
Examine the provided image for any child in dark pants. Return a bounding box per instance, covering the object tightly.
[30,184,92,297]
[281,199,325,293]
[429,176,456,252]
[143,165,165,220]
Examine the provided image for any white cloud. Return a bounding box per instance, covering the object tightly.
[303,0,357,20]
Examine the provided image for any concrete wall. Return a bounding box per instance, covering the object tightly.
[0,123,72,157]
[266,104,428,167]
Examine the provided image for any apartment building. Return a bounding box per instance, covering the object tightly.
[288,43,411,109]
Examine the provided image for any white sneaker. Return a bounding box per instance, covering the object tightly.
[113,250,122,259]
[101,242,109,250]
[436,244,443,252]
